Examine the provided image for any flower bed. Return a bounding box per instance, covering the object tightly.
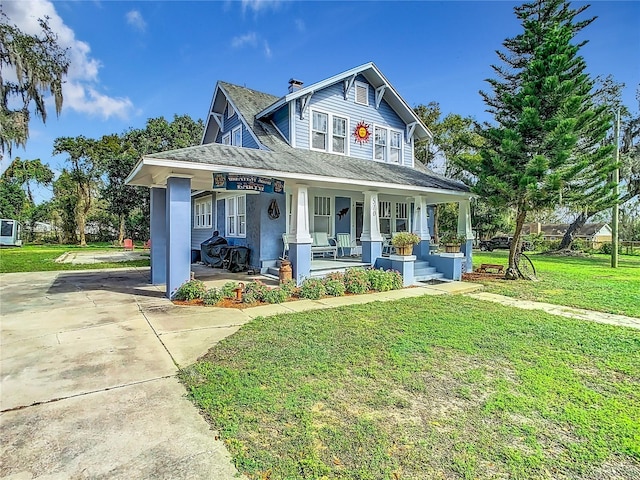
[172,267,403,308]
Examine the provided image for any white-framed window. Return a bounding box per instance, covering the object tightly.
[222,132,231,145]
[374,126,403,164]
[232,126,242,146]
[226,195,246,237]
[395,202,408,232]
[194,196,213,229]
[332,115,347,154]
[313,196,332,234]
[355,81,369,105]
[379,201,392,235]
[227,101,235,118]
[374,127,387,162]
[311,111,328,150]
[310,110,348,155]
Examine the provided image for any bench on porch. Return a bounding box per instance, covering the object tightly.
[475,263,504,274]
[312,232,338,260]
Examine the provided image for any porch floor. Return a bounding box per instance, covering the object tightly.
[311,256,368,271]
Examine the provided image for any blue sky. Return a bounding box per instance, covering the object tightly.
[2,0,639,202]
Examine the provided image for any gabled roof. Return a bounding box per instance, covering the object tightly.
[255,62,432,140]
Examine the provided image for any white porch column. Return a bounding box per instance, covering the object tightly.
[413,195,431,259]
[457,199,474,273]
[288,184,312,285]
[361,191,383,264]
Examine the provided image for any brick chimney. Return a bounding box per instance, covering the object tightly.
[288,78,303,93]
[529,222,541,235]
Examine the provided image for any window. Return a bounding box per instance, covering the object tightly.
[232,126,242,146]
[374,126,403,164]
[226,195,246,237]
[390,131,402,163]
[222,132,230,145]
[332,116,347,154]
[395,203,408,232]
[311,111,328,150]
[227,101,235,118]
[374,127,387,162]
[194,197,213,229]
[313,196,331,234]
[355,81,369,105]
[311,110,348,155]
[379,201,392,235]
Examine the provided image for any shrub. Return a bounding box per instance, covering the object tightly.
[343,268,370,294]
[367,268,403,292]
[263,287,289,304]
[299,278,326,300]
[221,281,239,299]
[279,279,297,297]
[325,271,345,283]
[243,280,269,303]
[600,242,622,255]
[203,288,223,306]
[173,279,206,301]
[324,278,346,296]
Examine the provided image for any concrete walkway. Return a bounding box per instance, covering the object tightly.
[468,292,640,330]
[0,267,479,479]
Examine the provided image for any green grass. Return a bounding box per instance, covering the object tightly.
[181,296,640,480]
[0,243,149,273]
[471,250,640,317]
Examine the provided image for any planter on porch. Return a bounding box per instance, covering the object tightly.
[444,243,461,253]
[391,232,420,257]
[396,245,414,256]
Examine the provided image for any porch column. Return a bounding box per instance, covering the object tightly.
[288,184,312,285]
[413,195,431,260]
[457,199,473,273]
[361,191,383,263]
[166,176,192,298]
[150,187,167,285]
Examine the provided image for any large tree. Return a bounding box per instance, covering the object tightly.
[52,136,102,246]
[0,12,69,155]
[3,157,54,203]
[473,0,614,277]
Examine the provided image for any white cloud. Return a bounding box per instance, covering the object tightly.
[241,0,281,14]
[231,32,258,48]
[294,18,305,33]
[126,10,146,32]
[264,41,272,58]
[3,0,134,120]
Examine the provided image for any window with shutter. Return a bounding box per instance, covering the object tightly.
[355,81,369,105]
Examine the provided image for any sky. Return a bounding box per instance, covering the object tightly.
[2,0,639,203]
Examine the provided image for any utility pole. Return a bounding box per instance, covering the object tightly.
[611,108,620,268]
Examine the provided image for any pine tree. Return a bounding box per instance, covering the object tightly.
[474,0,614,277]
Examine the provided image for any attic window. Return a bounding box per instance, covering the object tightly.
[227,102,235,118]
[355,81,369,106]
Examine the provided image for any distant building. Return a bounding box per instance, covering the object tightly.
[524,222,612,247]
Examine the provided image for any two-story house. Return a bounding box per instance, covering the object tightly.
[126,63,474,298]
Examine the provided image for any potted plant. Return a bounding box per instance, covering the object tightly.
[391,232,421,255]
[440,232,466,253]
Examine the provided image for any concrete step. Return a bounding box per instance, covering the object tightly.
[415,272,445,282]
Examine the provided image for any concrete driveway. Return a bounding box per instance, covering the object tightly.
[0,267,243,479]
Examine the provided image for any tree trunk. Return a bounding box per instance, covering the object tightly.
[433,205,440,243]
[506,207,527,280]
[559,211,591,250]
[118,215,125,246]
[76,184,91,247]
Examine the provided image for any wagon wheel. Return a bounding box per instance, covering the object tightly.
[516,252,537,280]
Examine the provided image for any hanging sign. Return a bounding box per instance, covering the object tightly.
[213,173,284,194]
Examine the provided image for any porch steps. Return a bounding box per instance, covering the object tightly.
[414,260,444,283]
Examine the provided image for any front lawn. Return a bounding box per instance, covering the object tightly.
[0,244,149,273]
[181,296,640,480]
[471,251,640,318]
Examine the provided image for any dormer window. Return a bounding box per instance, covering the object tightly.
[355,81,369,106]
[311,110,348,155]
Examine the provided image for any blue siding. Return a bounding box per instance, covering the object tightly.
[215,109,260,150]
[272,104,290,142]
[293,75,412,165]
[191,193,216,250]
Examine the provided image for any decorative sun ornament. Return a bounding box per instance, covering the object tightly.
[353,120,371,144]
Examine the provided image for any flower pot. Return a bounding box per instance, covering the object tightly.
[445,243,460,253]
[396,245,414,256]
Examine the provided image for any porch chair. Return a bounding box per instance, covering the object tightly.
[311,232,338,260]
[336,233,360,257]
